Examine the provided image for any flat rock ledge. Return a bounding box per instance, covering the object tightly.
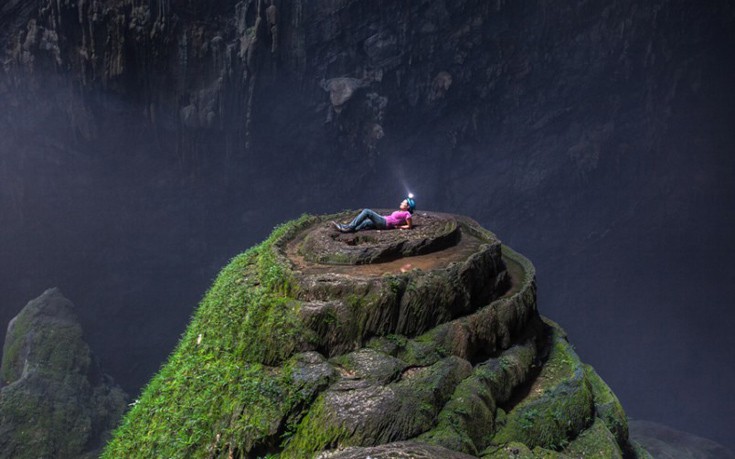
[299,211,461,265]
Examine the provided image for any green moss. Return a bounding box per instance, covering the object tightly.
[584,364,628,446]
[531,447,570,458]
[396,331,445,367]
[419,376,491,455]
[2,306,90,385]
[491,326,594,451]
[389,356,473,438]
[0,370,94,458]
[1,314,31,383]
[366,334,406,355]
[563,417,622,458]
[420,341,536,454]
[280,395,350,457]
[103,215,319,458]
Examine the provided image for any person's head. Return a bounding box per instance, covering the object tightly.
[401,196,416,214]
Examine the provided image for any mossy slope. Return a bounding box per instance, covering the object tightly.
[103,216,320,458]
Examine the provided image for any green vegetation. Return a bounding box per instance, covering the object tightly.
[584,364,628,445]
[419,374,492,455]
[1,370,99,458]
[491,325,594,451]
[1,312,33,384]
[103,215,317,458]
[420,342,536,455]
[280,395,350,455]
[284,356,471,456]
[562,417,622,458]
[1,295,90,385]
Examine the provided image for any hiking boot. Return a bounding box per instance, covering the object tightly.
[332,221,352,232]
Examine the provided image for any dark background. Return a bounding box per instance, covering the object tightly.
[1,0,734,450]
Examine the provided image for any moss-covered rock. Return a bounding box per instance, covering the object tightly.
[563,417,622,458]
[102,213,648,458]
[419,339,538,455]
[491,323,594,450]
[584,364,628,446]
[283,355,472,455]
[0,288,128,459]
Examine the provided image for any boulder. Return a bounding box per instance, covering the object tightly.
[0,288,128,459]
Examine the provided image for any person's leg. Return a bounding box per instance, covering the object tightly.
[348,209,371,229]
[355,220,376,231]
[353,209,386,230]
[365,209,388,229]
[348,209,386,230]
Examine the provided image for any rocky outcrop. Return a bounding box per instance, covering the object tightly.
[103,214,645,458]
[0,288,128,459]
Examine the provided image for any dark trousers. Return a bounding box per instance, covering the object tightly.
[348,209,387,231]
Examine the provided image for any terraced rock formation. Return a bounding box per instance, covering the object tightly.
[103,213,649,458]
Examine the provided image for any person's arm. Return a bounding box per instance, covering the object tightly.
[399,216,413,230]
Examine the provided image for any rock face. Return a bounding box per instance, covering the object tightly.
[103,214,647,458]
[0,288,128,459]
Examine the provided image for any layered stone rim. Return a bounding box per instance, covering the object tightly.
[297,211,461,265]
